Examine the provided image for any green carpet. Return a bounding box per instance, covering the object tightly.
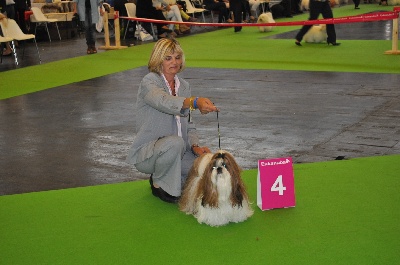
[1,155,399,264]
[0,5,399,100]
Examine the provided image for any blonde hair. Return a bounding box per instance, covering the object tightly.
[148,38,185,74]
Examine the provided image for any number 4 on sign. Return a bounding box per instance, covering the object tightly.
[271,175,286,195]
[257,157,296,211]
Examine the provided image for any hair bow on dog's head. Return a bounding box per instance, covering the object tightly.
[216,152,225,159]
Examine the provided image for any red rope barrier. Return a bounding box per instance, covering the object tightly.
[120,11,399,28]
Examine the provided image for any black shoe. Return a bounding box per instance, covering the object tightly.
[295,40,302,46]
[327,41,341,46]
[355,6,360,9]
[150,177,180,203]
[234,27,242,32]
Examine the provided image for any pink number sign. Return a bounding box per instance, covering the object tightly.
[257,157,296,211]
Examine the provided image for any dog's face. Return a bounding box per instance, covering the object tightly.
[199,151,247,208]
[209,152,240,187]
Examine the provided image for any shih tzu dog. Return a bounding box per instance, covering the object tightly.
[179,150,253,227]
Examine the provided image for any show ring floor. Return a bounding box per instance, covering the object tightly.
[0,6,399,195]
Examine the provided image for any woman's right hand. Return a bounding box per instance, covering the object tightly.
[196,97,220,114]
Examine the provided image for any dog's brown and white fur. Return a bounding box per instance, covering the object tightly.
[179,150,253,227]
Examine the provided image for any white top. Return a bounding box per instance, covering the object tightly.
[162,74,182,137]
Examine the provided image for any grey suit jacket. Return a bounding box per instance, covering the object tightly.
[127,72,199,165]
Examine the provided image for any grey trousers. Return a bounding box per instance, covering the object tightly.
[134,135,196,197]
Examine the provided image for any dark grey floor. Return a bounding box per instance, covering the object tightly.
[1,9,399,195]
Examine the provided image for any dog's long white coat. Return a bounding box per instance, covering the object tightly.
[303,25,327,43]
[257,12,275,32]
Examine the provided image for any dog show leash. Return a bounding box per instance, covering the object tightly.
[189,103,221,151]
[217,111,221,150]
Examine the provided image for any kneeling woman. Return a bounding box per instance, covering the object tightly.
[127,38,219,203]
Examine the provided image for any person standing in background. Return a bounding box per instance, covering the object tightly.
[14,0,30,33]
[73,0,104,54]
[5,0,15,20]
[229,0,244,32]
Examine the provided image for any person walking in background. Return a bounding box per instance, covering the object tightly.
[354,0,360,9]
[295,0,340,46]
[73,0,104,54]
[126,38,219,204]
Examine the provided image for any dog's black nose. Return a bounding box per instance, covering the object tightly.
[217,167,223,174]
